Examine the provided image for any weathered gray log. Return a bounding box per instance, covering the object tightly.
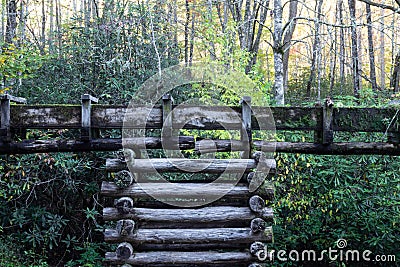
[116,242,134,260]
[107,197,249,209]
[250,218,268,233]
[250,242,265,256]
[105,251,254,265]
[8,105,400,132]
[104,227,273,244]
[103,206,274,227]
[255,141,400,155]
[0,137,194,154]
[106,158,276,173]
[114,197,134,214]
[249,196,265,213]
[2,138,400,155]
[248,264,264,267]
[116,220,135,236]
[114,170,135,188]
[101,182,275,200]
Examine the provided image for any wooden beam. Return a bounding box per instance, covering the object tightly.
[1,138,400,155]
[103,206,274,227]
[105,251,255,266]
[106,158,276,173]
[104,227,273,245]
[5,105,400,133]
[101,182,275,200]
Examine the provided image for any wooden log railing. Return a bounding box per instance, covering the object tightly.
[1,94,399,155]
[2,94,399,266]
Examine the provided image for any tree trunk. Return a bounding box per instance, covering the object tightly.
[228,0,269,74]
[282,0,299,90]
[273,0,284,105]
[189,0,195,65]
[5,0,17,44]
[207,0,216,60]
[379,3,385,89]
[49,0,54,50]
[338,0,345,94]
[329,24,337,95]
[184,0,190,65]
[41,0,46,51]
[348,0,360,99]
[1,0,5,42]
[306,0,323,98]
[390,50,400,92]
[366,3,378,92]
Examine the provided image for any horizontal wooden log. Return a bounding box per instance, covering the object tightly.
[255,141,400,155]
[106,197,250,209]
[2,138,398,155]
[106,158,276,173]
[116,220,135,236]
[116,242,134,260]
[8,105,400,132]
[0,137,195,154]
[104,227,273,245]
[101,182,275,200]
[105,251,254,266]
[103,206,274,227]
[249,195,265,213]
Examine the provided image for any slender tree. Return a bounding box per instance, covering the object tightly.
[338,0,346,94]
[365,3,378,91]
[273,0,284,105]
[5,0,17,44]
[306,0,323,98]
[282,0,299,91]
[228,0,270,73]
[348,0,360,98]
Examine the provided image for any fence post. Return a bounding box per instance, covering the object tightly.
[314,97,334,144]
[81,94,99,141]
[241,96,252,157]
[0,94,27,142]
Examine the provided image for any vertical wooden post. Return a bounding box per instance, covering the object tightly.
[0,94,26,142]
[81,94,99,141]
[240,96,252,158]
[314,97,334,144]
[162,94,174,138]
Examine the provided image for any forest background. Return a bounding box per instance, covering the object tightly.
[0,0,399,266]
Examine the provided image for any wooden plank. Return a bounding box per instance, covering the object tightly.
[105,251,254,266]
[92,105,162,129]
[332,107,400,132]
[2,138,400,155]
[0,94,27,103]
[102,206,274,226]
[104,227,273,244]
[101,182,275,200]
[11,105,81,128]
[106,158,276,173]
[255,141,400,155]
[6,105,400,133]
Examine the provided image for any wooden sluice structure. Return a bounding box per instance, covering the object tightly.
[1,94,399,266]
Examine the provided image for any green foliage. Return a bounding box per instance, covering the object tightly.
[270,131,400,266]
[0,130,108,265]
[0,44,47,93]
[66,242,103,267]
[19,2,179,104]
